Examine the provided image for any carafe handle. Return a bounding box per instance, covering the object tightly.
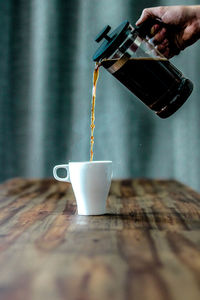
[135,18,165,37]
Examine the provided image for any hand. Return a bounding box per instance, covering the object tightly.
[136,6,200,58]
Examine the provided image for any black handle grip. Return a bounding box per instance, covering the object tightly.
[135,18,164,37]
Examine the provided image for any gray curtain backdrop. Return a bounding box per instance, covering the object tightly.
[1,0,200,191]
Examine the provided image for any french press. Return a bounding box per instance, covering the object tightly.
[93,20,193,118]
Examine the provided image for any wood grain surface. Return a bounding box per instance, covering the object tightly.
[0,178,199,300]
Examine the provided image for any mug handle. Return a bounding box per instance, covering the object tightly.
[53,164,70,182]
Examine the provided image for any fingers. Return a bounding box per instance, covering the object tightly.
[152,27,167,44]
[147,24,179,58]
[156,38,168,51]
[156,44,170,58]
[156,38,180,59]
[149,26,170,57]
[149,23,161,36]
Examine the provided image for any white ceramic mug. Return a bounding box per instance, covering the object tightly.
[53,161,112,215]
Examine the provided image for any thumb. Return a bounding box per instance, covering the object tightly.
[136,7,165,25]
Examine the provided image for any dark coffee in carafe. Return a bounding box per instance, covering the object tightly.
[93,21,193,118]
[102,57,193,117]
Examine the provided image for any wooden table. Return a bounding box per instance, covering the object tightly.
[0,178,199,300]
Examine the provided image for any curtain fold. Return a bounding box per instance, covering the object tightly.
[1,0,200,191]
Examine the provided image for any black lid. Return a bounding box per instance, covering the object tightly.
[93,20,130,62]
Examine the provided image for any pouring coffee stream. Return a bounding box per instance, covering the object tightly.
[90,62,100,161]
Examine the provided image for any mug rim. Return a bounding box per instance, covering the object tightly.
[69,160,112,165]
